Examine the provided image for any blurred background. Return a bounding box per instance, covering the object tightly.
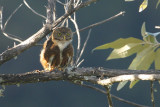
[0,0,160,107]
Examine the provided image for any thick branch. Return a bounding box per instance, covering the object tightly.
[0,26,51,65]
[1,67,160,86]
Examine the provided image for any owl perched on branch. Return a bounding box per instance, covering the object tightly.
[40,27,74,71]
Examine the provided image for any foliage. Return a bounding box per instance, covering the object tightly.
[94,22,160,70]
[93,22,160,89]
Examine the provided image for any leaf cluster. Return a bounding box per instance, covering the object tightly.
[93,22,160,89]
[94,22,160,71]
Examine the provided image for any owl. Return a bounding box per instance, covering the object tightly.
[40,27,74,71]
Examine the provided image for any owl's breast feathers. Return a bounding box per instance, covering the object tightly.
[40,37,74,71]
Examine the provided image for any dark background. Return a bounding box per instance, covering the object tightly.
[0,0,160,107]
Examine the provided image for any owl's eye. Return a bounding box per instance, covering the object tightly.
[58,33,61,36]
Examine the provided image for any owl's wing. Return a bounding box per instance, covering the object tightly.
[43,37,55,60]
[43,37,54,50]
[64,44,74,66]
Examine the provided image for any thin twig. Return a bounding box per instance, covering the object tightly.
[3,4,23,30]
[0,6,3,30]
[73,15,80,56]
[57,0,66,5]
[150,81,155,107]
[75,11,125,34]
[1,4,23,43]
[105,86,113,107]
[61,0,72,27]
[75,0,82,7]
[78,84,149,107]
[2,32,23,43]
[111,95,149,107]
[81,84,149,107]
[76,29,91,65]
[53,0,56,22]
[68,0,82,64]
[69,14,81,65]
[46,0,55,24]
[76,59,84,67]
[68,0,74,13]
[23,0,46,19]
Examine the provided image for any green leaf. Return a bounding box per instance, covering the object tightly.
[141,22,146,39]
[155,48,160,70]
[145,33,159,44]
[156,0,160,8]
[117,81,128,91]
[141,22,159,43]
[147,35,158,43]
[139,0,148,12]
[93,37,142,51]
[129,80,139,88]
[107,43,143,60]
[129,45,155,70]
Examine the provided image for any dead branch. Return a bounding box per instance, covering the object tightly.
[97,73,160,86]
[0,4,23,42]
[76,29,91,66]
[23,0,46,19]
[78,11,125,33]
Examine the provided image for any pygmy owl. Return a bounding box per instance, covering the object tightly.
[40,27,74,71]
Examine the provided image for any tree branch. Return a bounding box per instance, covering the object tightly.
[97,73,160,86]
[1,67,160,86]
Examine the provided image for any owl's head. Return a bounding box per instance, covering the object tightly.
[52,27,73,42]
